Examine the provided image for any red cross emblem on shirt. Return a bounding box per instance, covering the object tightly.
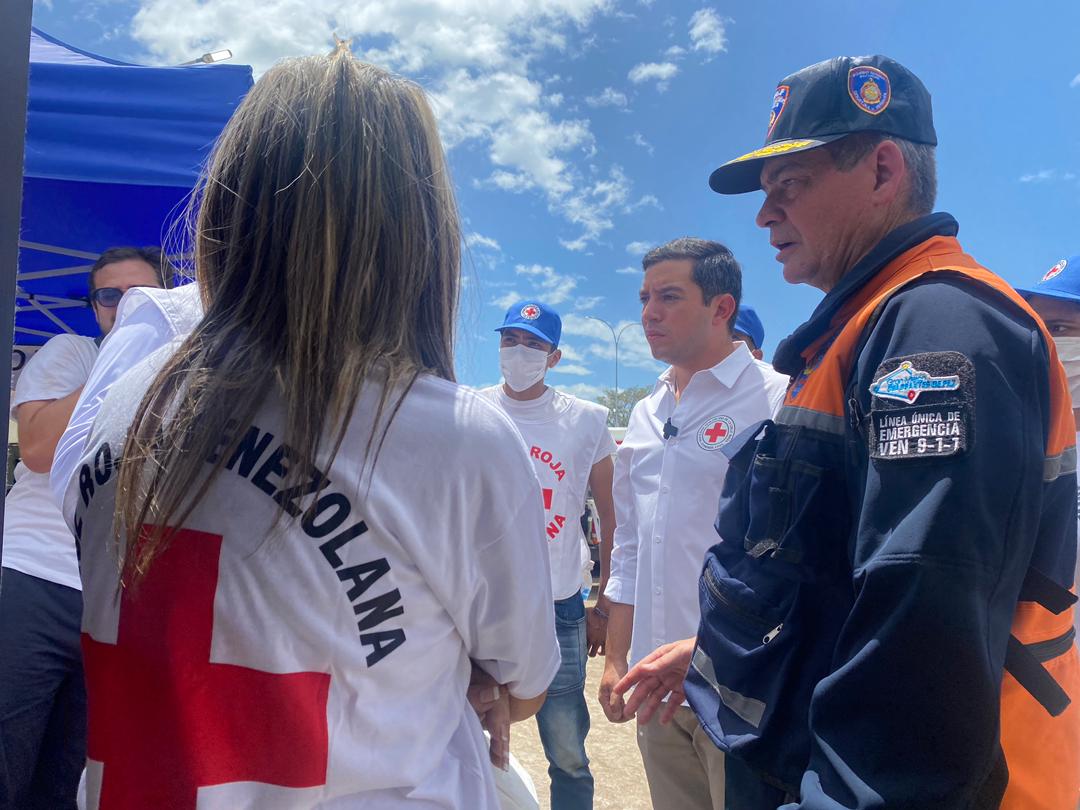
[697,415,735,450]
[704,422,728,443]
[82,527,331,809]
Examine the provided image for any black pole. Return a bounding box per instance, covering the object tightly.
[0,3,34,568]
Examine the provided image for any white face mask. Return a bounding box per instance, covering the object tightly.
[500,345,551,392]
[1054,336,1080,407]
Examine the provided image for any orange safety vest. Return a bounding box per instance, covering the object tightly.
[787,235,1080,808]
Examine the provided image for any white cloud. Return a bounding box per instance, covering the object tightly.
[1071,74,1080,88]
[1018,169,1079,183]
[626,240,655,255]
[491,290,521,308]
[585,87,629,108]
[1020,169,1056,183]
[628,61,679,91]
[482,170,537,193]
[615,265,641,275]
[562,315,661,372]
[550,363,593,376]
[689,8,727,56]
[559,342,587,362]
[465,232,501,251]
[492,263,578,307]
[630,131,654,155]
[560,165,655,250]
[556,382,605,401]
[665,45,686,58]
[574,296,604,311]
[129,0,638,250]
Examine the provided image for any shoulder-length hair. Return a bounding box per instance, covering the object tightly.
[115,49,461,583]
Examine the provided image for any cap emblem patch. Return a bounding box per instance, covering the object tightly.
[1043,259,1068,282]
[848,66,891,116]
[520,304,541,320]
[767,85,790,139]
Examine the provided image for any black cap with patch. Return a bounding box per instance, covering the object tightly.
[709,55,937,195]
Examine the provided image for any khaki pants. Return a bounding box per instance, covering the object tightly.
[636,705,725,810]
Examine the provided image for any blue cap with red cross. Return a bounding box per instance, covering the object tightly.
[1017,255,1080,306]
[495,300,562,347]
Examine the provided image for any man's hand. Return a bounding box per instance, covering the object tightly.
[613,637,695,725]
[585,595,610,657]
[468,663,510,770]
[598,656,630,722]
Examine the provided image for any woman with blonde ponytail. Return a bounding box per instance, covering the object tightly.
[66,46,559,809]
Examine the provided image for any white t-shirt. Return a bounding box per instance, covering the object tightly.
[605,343,790,668]
[4,333,97,589]
[71,355,560,809]
[478,386,616,600]
[52,283,203,518]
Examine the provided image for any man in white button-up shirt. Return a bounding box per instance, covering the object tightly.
[598,238,788,810]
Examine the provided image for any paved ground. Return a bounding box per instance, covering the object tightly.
[509,604,653,809]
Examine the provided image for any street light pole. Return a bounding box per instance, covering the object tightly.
[586,315,640,399]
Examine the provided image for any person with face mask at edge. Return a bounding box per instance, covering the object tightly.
[478,301,618,810]
[1019,253,1080,645]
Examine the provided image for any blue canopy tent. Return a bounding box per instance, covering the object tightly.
[16,28,252,353]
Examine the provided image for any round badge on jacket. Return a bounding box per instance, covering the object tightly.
[697,415,735,451]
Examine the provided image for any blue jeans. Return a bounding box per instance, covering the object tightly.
[535,594,593,810]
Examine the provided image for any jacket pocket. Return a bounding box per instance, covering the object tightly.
[719,420,850,585]
[688,554,851,794]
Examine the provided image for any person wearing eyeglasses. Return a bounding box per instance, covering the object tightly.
[0,246,165,809]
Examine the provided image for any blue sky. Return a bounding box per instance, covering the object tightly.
[31,0,1080,402]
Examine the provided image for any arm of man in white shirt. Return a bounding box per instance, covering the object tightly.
[18,388,83,473]
[599,442,637,722]
[15,336,96,473]
[585,455,615,657]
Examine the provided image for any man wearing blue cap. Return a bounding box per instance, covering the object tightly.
[1020,254,1080,639]
[478,301,617,810]
[732,305,766,361]
[615,56,1080,809]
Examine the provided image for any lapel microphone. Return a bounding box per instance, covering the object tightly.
[662,417,679,440]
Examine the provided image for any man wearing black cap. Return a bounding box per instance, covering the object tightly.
[615,56,1080,808]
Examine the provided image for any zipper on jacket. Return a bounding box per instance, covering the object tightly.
[847,395,866,438]
[763,623,783,644]
[703,567,778,637]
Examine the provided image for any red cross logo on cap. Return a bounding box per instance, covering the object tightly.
[1043,259,1068,282]
[697,415,735,451]
[520,304,541,320]
[82,527,331,808]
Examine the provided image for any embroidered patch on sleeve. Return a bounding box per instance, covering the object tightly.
[868,351,974,461]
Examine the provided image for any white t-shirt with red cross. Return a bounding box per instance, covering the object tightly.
[478,386,616,600]
[70,355,560,810]
[4,333,97,590]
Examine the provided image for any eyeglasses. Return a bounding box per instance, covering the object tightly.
[89,286,164,308]
[89,287,126,308]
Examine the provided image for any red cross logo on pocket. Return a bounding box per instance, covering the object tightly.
[697,415,735,451]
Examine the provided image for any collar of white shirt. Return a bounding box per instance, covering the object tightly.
[652,340,755,404]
